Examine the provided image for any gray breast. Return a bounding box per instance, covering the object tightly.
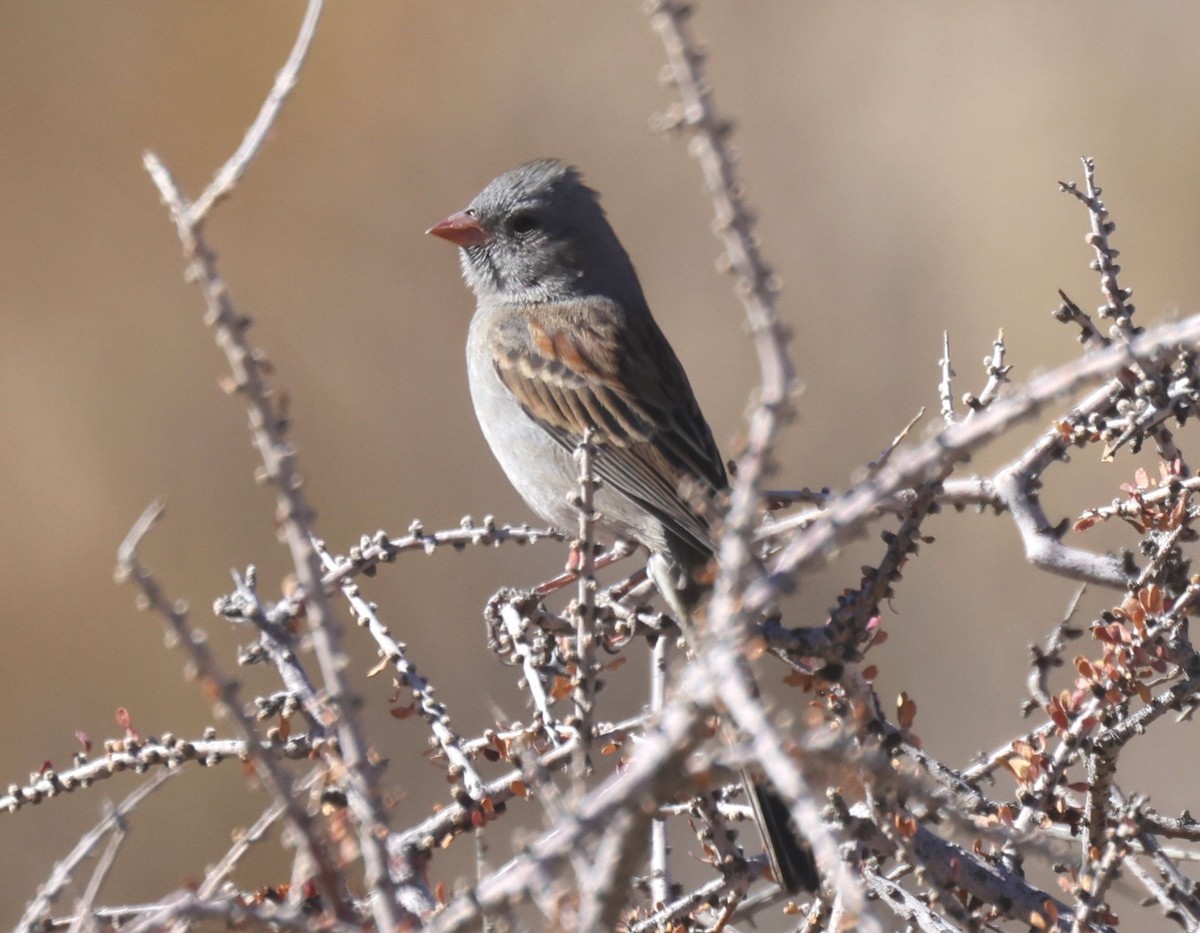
[466,312,581,531]
[465,310,669,552]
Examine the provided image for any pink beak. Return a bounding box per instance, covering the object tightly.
[426,210,488,247]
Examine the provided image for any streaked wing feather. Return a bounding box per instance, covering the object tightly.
[490,299,725,554]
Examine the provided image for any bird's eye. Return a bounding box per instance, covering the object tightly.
[508,211,539,235]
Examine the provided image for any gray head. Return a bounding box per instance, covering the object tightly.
[428,159,646,307]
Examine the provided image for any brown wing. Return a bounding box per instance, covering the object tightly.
[488,298,726,556]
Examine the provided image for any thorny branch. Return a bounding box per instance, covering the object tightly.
[16,772,174,933]
[648,1,853,917]
[113,502,356,919]
[571,429,600,779]
[11,4,1200,932]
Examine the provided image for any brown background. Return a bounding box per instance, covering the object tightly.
[2,3,1199,926]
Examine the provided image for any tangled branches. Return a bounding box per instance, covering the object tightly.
[9,3,1200,932]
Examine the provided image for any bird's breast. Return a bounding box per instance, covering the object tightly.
[466,311,581,531]
[465,307,671,553]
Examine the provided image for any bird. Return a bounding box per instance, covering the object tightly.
[428,158,818,894]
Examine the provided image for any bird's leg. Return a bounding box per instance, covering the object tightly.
[534,539,639,596]
[564,540,595,574]
[604,567,650,602]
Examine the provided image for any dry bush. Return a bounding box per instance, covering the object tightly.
[9,3,1200,931]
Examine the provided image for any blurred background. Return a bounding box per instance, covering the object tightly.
[2,3,1200,926]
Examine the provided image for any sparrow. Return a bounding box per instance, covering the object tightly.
[428,158,817,893]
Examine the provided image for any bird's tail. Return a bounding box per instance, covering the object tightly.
[745,776,820,893]
[647,550,819,893]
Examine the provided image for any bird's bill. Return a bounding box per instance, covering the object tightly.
[426,210,488,247]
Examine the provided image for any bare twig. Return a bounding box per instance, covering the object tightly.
[426,682,710,932]
[938,331,956,425]
[17,773,173,933]
[142,6,402,912]
[1060,156,1135,340]
[571,429,599,778]
[67,820,127,933]
[648,2,847,913]
[1053,288,1111,349]
[964,328,1011,414]
[761,312,1200,609]
[648,0,798,606]
[1,731,322,815]
[866,407,926,477]
[189,0,324,223]
[313,537,486,803]
[114,502,353,918]
[189,769,321,904]
[648,634,672,908]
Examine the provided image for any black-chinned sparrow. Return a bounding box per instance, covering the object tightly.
[429,159,817,893]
